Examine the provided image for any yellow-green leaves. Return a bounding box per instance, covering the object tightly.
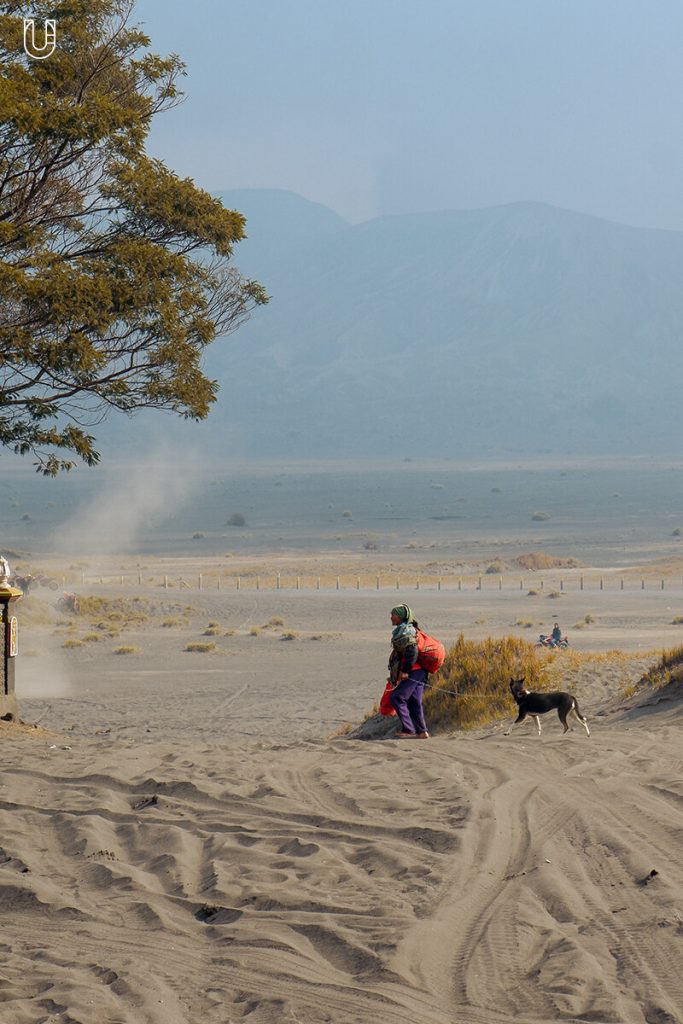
[0,0,267,473]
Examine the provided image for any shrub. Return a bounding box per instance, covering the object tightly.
[280,631,299,641]
[248,627,262,636]
[673,528,682,537]
[672,616,683,625]
[547,591,562,599]
[485,561,505,574]
[62,638,84,649]
[184,642,216,653]
[226,513,246,527]
[203,627,221,636]
[636,645,683,690]
[363,541,378,550]
[342,510,353,518]
[113,646,140,655]
[192,532,205,540]
[514,619,534,628]
[262,617,284,628]
[161,618,183,627]
[531,511,550,521]
[424,634,546,731]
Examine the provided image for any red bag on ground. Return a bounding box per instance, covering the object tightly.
[415,629,446,673]
[379,681,397,716]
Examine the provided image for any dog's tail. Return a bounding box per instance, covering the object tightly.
[573,699,590,736]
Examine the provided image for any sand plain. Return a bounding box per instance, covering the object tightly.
[0,557,680,1024]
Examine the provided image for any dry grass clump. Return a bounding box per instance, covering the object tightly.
[516,552,581,570]
[62,638,84,649]
[248,627,262,637]
[485,560,506,574]
[531,511,550,522]
[113,645,140,655]
[280,631,299,641]
[671,616,683,625]
[424,634,545,731]
[75,595,150,627]
[203,626,222,636]
[161,618,183,628]
[514,619,534,628]
[638,646,683,691]
[16,596,53,626]
[185,641,216,653]
[264,616,284,627]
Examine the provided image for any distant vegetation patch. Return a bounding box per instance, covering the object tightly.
[516,552,581,570]
[185,642,216,653]
[485,560,506,574]
[531,511,550,521]
[226,513,246,527]
[113,646,140,655]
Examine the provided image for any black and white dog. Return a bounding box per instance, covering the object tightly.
[505,677,590,736]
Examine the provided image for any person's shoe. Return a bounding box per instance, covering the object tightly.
[416,731,430,739]
[396,731,417,738]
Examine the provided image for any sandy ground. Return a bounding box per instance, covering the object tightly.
[1,571,682,1023]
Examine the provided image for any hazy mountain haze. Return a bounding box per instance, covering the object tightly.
[99,190,683,460]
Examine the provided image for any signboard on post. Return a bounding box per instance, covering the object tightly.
[8,617,17,658]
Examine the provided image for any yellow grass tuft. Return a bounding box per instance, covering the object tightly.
[185,641,216,653]
[424,634,546,731]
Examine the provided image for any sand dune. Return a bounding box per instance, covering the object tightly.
[1,663,681,1023]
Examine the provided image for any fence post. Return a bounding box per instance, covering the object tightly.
[237,576,241,590]
[164,575,168,589]
[600,577,603,590]
[256,576,260,591]
[540,578,544,591]
[520,578,523,591]
[376,576,380,590]
[217,577,221,590]
[580,576,584,590]
[316,577,320,590]
[296,576,300,590]
[198,574,202,591]
[661,579,665,590]
[138,573,142,586]
[416,579,420,590]
[477,576,482,590]
[499,575,503,590]
[620,578,624,590]
[396,577,400,590]
[560,579,563,591]
[458,577,462,591]
[336,576,340,590]
[438,578,441,591]
[276,573,281,590]
[356,577,360,590]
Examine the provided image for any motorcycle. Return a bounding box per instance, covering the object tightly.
[536,633,569,649]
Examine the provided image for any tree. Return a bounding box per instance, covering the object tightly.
[0,0,267,473]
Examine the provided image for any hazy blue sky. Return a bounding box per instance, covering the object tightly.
[137,0,683,228]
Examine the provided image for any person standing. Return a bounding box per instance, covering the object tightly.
[388,604,429,739]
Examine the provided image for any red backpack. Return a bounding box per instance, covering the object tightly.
[415,629,445,674]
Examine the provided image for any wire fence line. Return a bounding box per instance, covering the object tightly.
[77,571,683,594]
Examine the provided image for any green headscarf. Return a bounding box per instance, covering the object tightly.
[391,604,413,623]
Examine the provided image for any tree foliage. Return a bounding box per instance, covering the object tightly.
[0,0,267,473]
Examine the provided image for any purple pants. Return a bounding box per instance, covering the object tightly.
[390,668,428,734]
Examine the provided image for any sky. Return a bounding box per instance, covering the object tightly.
[136,0,683,228]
